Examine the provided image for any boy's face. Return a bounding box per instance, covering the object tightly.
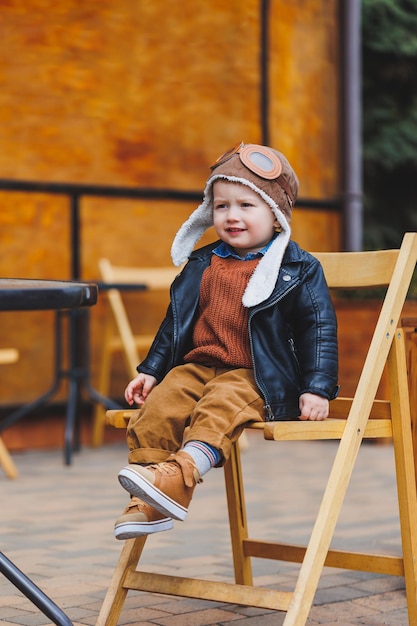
[212,180,278,258]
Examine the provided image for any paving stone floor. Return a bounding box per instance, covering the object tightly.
[0,430,411,625]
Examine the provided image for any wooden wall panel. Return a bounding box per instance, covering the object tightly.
[0,0,262,188]
[269,0,340,199]
[0,0,341,409]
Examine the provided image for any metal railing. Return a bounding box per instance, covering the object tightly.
[0,177,341,280]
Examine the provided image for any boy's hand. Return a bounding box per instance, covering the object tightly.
[124,373,157,406]
[299,392,329,421]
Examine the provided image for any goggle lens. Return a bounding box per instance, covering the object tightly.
[246,151,274,172]
[240,147,282,179]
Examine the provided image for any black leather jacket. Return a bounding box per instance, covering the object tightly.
[138,239,339,420]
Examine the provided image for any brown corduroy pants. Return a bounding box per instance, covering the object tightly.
[126,363,265,466]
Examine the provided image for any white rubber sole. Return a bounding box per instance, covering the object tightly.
[118,466,188,521]
[114,516,173,540]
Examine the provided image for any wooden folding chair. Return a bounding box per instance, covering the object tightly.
[0,348,19,479]
[92,259,180,447]
[97,232,417,626]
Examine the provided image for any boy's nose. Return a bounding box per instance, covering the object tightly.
[225,206,240,220]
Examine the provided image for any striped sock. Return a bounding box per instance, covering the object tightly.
[181,441,221,477]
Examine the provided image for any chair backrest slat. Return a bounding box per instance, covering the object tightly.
[312,249,399,288]
[98,258,179,375]
[99,258,180,291]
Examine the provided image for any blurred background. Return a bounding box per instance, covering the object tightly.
[0,0,416,452]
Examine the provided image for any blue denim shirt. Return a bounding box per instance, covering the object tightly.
[212,234,277,261]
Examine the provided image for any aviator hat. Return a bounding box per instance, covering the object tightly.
[171,142,299,307]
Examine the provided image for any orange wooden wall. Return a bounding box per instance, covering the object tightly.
[0,0,341,405]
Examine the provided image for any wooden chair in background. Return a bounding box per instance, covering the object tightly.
[92,259,180,447]
[97,233,417,626]
[0,348,19,479]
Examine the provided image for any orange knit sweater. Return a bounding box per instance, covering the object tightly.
[184,255,259,368]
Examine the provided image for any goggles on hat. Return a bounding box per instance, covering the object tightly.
[210,141,295,206]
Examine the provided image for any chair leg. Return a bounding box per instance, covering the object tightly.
[389,330,417,625]
[0,436,18,479]
[405,328,417,489]
[223,440,253,585]
[96,537,147,626]
[92,323,114,447]
[238,430,249,452]
[283,414,368,623]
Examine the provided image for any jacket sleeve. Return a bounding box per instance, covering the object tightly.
[290,257,339,400]
[136,304,175,382]
[135,258,201,382]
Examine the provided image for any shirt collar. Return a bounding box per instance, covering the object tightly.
[213,234,277,261]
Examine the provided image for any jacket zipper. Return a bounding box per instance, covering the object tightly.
[288,336,301,376]
[248,281,299,419]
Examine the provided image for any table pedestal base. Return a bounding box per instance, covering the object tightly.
[1,309,121,465]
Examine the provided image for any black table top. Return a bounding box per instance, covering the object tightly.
[0,278,98,311]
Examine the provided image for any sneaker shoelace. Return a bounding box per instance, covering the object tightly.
[127,497,149,512]
[145,458,201,487]
[146,461,181,477]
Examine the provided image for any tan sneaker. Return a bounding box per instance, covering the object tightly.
[118,451,202,521]
[114,496,173,540]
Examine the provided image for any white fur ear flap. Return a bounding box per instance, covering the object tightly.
[171,198,213,266]
[242,217,291,308]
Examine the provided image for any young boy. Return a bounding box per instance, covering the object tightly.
[114,141,339,540]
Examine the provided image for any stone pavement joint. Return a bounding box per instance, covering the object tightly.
[0,432,409,625]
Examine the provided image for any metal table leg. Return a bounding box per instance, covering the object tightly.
[0,551,73,626]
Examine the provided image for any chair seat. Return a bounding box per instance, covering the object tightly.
[106,408,393,440]
[263,418,392,440]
